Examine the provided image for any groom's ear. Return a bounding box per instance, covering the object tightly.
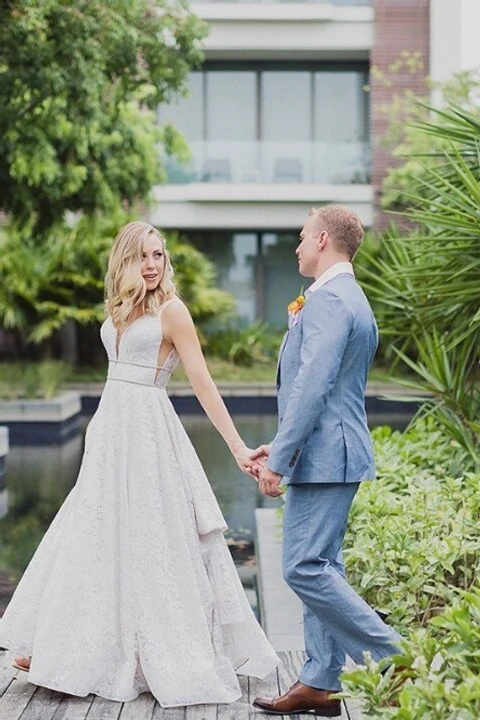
[317,230,328,251]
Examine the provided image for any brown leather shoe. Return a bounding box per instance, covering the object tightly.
[253,681,341,717]
[12,656,31,672]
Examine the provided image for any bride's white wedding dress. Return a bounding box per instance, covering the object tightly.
[0,301,279,706]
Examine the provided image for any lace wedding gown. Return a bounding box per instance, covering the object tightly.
[0,301,279,705]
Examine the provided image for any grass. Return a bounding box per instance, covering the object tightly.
[8,359,414,388]
[68,356,278,384]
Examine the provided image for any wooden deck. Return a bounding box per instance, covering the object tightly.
[0,650,361,720]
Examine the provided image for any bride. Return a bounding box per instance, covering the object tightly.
[0,221,279,706]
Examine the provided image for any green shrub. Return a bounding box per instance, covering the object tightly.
[0,361,69,400]
[336,420,480,716]
[205,322,282,368]
[340,586,480,718]
[345,420,480,634]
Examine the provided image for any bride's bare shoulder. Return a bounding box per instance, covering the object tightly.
[161,296,188,315]
[161,297,194,328]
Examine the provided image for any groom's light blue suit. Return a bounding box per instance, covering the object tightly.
[267,270,401,691]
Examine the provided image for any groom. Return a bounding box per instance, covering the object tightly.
[250,205,401,717]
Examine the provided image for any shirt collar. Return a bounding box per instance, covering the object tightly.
[305,262,354,298]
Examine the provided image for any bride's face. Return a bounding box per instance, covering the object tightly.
[141,233,166,291]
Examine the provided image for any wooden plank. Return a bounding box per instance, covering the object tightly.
[0,651,19,697]
[0,674,36,720]
[239,675,249,705]
[343,697,363,720]
[343,658,363,720]
[17,685,63,720]
[248,669,279,720]
[152,704,185,720]
[118,693,155,720]
[185,701,217,720]
[85,695,123,720]
[276,656,295,695]
[51,694,94,720]
[217,675,249,720]
[277,651,298,689]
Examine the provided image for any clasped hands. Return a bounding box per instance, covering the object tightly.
[234,444,284,498]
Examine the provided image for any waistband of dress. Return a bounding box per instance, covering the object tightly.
[106,376,168,390]
[108,358,172,372]
[107,359,170,389]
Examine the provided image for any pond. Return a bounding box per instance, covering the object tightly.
[0,406,409,617]
[0,414,282,615]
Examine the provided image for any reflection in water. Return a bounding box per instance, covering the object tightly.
[0,415,281,611]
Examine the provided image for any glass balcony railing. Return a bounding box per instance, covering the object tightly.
[164,140,371,186]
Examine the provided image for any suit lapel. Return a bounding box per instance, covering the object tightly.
[276,331,289,388]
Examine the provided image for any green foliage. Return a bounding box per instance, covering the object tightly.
[341,587,480,718]
[0,213,118,348]
[339,421,480,717]
[379,68,480,210]
[345,421,480,634]
[0,361,69,399]
[165,231,235,325]
[205,322,282,367]
[0,220,237,353]
[361,103,480,466]
[0,0,206,234]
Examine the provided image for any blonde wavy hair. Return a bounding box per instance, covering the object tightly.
[106,221,177,328]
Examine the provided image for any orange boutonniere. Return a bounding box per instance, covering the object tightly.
[287,292,305,328]
[287,295,305,315]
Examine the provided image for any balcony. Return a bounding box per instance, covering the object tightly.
[164,140,371,186]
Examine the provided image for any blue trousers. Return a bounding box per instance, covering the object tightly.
[282,483,402,691]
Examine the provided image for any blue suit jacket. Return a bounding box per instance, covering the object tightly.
[267,274,378,484]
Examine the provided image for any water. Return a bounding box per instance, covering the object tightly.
[0,414,282,613]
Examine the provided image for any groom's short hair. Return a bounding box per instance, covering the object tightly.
[310,205,364,260]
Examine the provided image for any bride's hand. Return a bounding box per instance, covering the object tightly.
[232,445,264,479]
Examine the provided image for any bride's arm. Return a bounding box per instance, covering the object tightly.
[162,299,256,474]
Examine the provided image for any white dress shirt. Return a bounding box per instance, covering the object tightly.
[304,262,354,298]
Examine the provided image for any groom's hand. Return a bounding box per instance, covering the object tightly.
[250,443,271,461]
[258,468,284,498]
[246,444,271,480]
[233,446,263,480]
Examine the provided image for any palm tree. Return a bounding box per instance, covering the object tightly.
[362,105,480,466]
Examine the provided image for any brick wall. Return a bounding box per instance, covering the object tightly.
[371,0,430,230]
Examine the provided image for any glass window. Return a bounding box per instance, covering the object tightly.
[206,72,257,141]
[313,70,369,183]
[189,232,258,323]
[204,72,257,183]
[261,71,311,141]
[261,233,302,329]
[157,63,369,185]
[159,72,203,141]
[158,73,204,183]
[261,71,311,183]
[314,71,367,142]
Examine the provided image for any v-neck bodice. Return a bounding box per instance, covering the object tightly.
[100,310,180,389]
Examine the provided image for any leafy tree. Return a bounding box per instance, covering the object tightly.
[380,69,480,210]
[0,213,116,357]
[0,0,206,234]
[0,0,210,361]
[0,219,235,362]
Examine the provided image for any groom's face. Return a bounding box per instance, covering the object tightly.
[296,216,321,277]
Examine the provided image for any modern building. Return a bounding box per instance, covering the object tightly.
[151,0,480,328]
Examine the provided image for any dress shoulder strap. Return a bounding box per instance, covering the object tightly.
[157,297,176,316]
